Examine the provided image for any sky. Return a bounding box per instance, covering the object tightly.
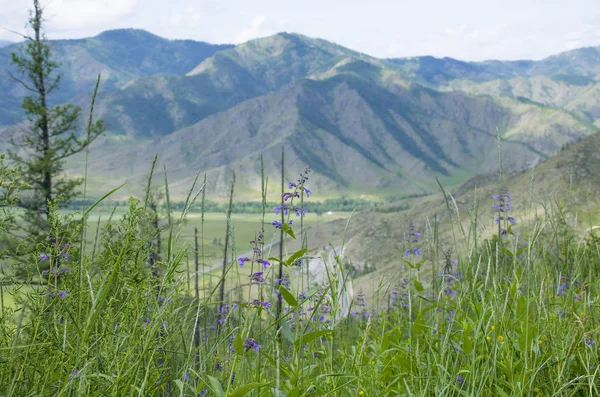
[0,0,599,61]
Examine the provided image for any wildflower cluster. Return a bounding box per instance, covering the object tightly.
[243,338,262,352]
[555,272,582,301]
[40,235,73,298]
[272,167,312,229]
[237,229,272,286]
[439,249,462,297]
[493,191,515,235]
[404,221,421,257]
[350,288,370,318]
[391,278,410,310]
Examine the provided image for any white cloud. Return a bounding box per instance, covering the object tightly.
[561,15,600,52]
[0,0,137,40]
[233,15,271,44]
[44,0,137,31]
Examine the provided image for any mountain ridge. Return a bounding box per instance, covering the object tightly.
[1,29,598,198]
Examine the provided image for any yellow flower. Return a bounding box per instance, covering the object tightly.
[486,336,491,342]
[491,325,496,331]
[581,312,585,317]
[359,392,365,396]
[498,335,504,342]
[538,339,543,345]
[370,361,375,365]
[534,387,540,393]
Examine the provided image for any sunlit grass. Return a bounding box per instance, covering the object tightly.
[1,159,600,396]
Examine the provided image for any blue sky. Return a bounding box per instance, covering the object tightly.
[1,0,599,61]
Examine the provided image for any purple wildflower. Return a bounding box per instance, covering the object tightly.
[58,266,71,275]
[406,222,420,243]
[274,205,290,216]
[456,375,465,385]
[282,192,300,201]
[257,259,270,270]
[39,253,49,263]
[272,220,293,229]
[252,299,271,309]
[356,289,366,307]
[585,339,595,347]
[244,338,262,352]
[294,207,308,217]
[238,257,250,267]
[404,248,421,257]
[250,272,265,282]
[57,290,68,298]
[494,191,515,227]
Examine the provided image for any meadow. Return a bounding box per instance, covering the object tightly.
[1,157,600,397]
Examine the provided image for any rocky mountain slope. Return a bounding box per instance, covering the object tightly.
[1,30,598,198]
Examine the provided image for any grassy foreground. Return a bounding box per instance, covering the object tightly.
[1,163,600,397]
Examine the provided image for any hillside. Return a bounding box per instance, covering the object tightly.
[92,32,377,137]
[76,62,596,198]
[291,130,600,298]
[0,29,232,126]
[393,46,600,127]
[2,29,598,199]
[388,45,600,87]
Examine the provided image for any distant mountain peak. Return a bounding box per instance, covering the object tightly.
[95,28,162,40]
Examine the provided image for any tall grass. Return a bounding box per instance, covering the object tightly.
[1,150,600,396]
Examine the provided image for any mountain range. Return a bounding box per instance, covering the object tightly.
[1,29,599,198]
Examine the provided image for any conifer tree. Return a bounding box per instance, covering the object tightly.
[7,0,105,241]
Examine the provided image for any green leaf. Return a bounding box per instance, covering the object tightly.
[282,223,296,239]
[268,257,286,266]
[287,248,307,267]
[83,184,124,217]
[233,333,244,354]
[278,286,299,307]
[173,379,184,394]
[208,375,225,397]
[462,324,473,354]
[516,295,527,321]
[412,313,427,335]
[228,382,265,397]
[288,388,301,397]
[405,260,423,269]
[502,247,514,258]
[379,334,390,353]
[294,330,333,348]
[285,228,296,239]
[413,279,424,292]
[280,318,296,343]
